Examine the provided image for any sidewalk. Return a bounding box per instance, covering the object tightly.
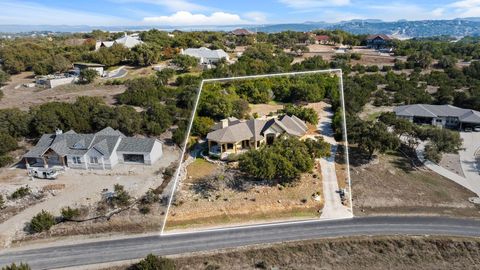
[416,142,480,196]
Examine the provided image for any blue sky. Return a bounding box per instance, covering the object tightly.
[2,0,480,26]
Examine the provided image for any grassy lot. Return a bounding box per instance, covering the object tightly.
[351,147,480,217]
[107,236,480,270]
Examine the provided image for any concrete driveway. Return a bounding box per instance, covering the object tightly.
[459,132,480,194]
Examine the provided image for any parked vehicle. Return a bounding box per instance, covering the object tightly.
[28,168,58,179]
[465,127,473,132]
[474,126,480,132]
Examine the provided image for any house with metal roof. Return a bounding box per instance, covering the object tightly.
[95,33,143,51]
[23,127,162,170]
[181,47,229,64]
[394,104,480,129]
[206,115,308,159]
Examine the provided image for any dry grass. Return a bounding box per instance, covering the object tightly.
[106,236,480,270]
[0,74,126,110]
[249,103,283,118]
[186,159,217,180]
[351,148,480,217]
[166,161,324,230]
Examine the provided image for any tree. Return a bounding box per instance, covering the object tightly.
[279,104,318,125]
[192,116,214,137]
[1,263,31,270]
[131,44,161,66]
[129,254,175,270]
[29,210,56,233]
[156,68,175,86]
[437,55,457,69]
[79,69,98,84]
[0,69,10,85]
[239,136,315,183]
[172,54,198,72]
[0,133,18,155]
[424,143,441,163]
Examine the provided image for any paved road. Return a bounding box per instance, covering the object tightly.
[2,216,480,269]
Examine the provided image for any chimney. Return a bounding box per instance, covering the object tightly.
[220,119,229,129]
[55,128,63,135]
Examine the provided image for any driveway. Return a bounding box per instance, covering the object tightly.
[459,132,480,194]
[315,103,352,220]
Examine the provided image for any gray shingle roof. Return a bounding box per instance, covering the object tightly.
[394,104,480,124]
[24,127,156,159]
[117,137,156,153]
[206,115,308,143]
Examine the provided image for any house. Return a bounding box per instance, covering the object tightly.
[394,104,480,129]
[366,34,392,49]
[181,47,229,65]
[95,33,143,50]
[23,127,163,170]
[73,62,105,76]
[230,28,255,36]
[206,115,308,159]
[314,35,333,45]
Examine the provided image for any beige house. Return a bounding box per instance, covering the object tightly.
[206,115,308,159]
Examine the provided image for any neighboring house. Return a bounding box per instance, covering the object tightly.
[206,115,308,159]
[73,62,105,76]
[95,33,143,50]
[314,35,333,45]
[23,127,163,170]
[181,47,229,64]
[394,104,480,129]
[366,34,392,49]
[230,28,255,36]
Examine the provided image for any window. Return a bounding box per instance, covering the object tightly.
[72,156,81,164]
[90,157,98,164]
[227,143,234,150]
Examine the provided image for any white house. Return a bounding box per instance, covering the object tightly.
[23,127,163,170]
[95,33,143,50]
[181,47,229,64]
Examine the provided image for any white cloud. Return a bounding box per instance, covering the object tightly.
[110,0,208,12]
[0,1,129,25]
[449,0,480,8]
[279,0,350,9]
[143,11,252,25]
[243,11,268,23]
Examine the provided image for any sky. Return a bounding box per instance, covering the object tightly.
[2,0,480,26]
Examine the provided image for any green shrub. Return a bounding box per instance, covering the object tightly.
[29,210,56,233]
[0,194,4,208]
[111,184,131,207]
[61,206,81,220]
[1,262,31,270]
[0,155,14,167]
[10,186,31,200]
[130,254,175,270]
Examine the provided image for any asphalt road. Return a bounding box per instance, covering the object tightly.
[2,216,480,269]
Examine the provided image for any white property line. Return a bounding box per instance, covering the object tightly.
[160,69,352,235]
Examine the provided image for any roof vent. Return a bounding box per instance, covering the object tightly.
[55,128,63,135]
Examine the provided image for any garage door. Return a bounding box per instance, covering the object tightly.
[123,154,145,163]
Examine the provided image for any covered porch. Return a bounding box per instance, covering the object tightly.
[24,148,67,169]
[208,139,262,159]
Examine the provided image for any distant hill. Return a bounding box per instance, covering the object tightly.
[4,18,480,38]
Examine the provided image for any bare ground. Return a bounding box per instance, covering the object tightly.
[0,72,126,110]
[107,236,480,270]
[165,159,324,231]
[350,148,480,217]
